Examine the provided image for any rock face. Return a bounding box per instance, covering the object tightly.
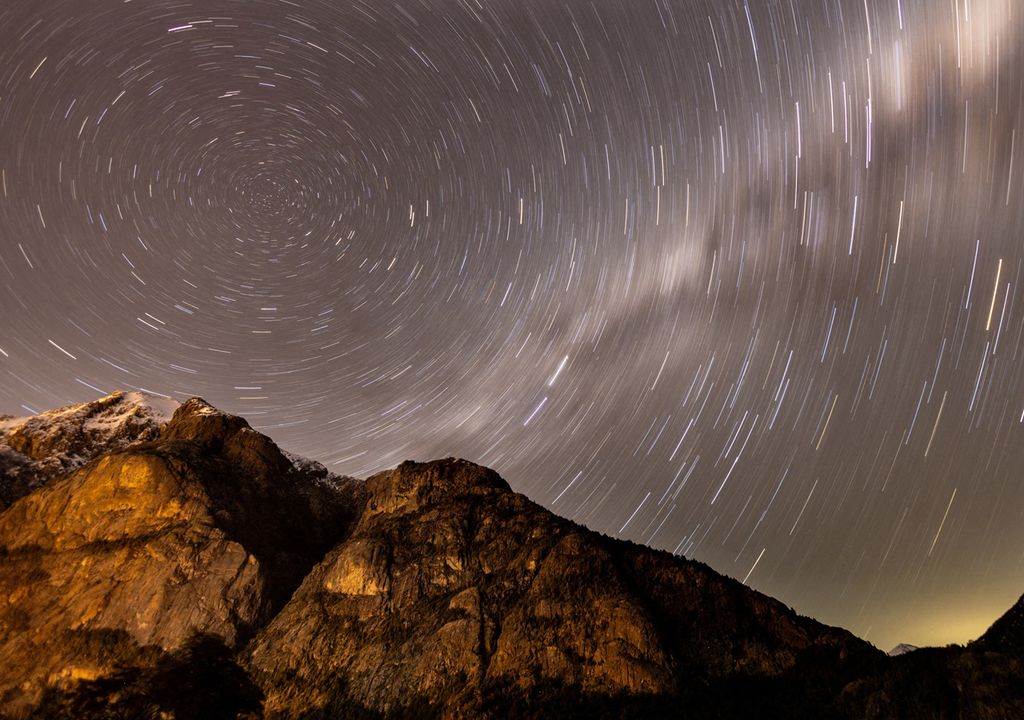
[0,394,1021,719]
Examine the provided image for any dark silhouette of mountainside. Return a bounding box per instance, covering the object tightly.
[0,392,1021,719]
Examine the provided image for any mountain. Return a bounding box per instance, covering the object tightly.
[0,393,1021,719]
[887,643,919,656]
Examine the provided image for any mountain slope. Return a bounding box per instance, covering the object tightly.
[247,458,876,719]
[0,394,1021,719]
[977,594,1024,654]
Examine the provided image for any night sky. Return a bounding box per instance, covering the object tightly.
[2,0,1023,651]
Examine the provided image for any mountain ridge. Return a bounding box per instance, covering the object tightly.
[0,391,178,510]
[0,392,1021,718]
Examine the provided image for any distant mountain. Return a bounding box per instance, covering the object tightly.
[0,394,1021,719]
[888,643,919,656]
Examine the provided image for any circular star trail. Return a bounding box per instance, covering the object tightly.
[2,0,1023,650]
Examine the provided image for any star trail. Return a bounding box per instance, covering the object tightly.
[2,0,1023,651]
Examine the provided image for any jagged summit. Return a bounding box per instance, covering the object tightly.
[168,395,219,417]
[0,394,1022,719]
[161,396,255,445]
[364,458,513,517]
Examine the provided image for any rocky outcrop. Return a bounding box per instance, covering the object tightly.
[0,394,1021,719]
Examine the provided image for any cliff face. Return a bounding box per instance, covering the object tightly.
[0,394,1021,719]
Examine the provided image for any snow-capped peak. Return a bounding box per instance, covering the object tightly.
[119,390,180,422]
[1,390,179,435]
[888,643,919,656]
[0,391,181,504]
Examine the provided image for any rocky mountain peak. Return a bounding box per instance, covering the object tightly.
[364,458,512,517]
[161,396,243,441]
[161,398,301,480]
